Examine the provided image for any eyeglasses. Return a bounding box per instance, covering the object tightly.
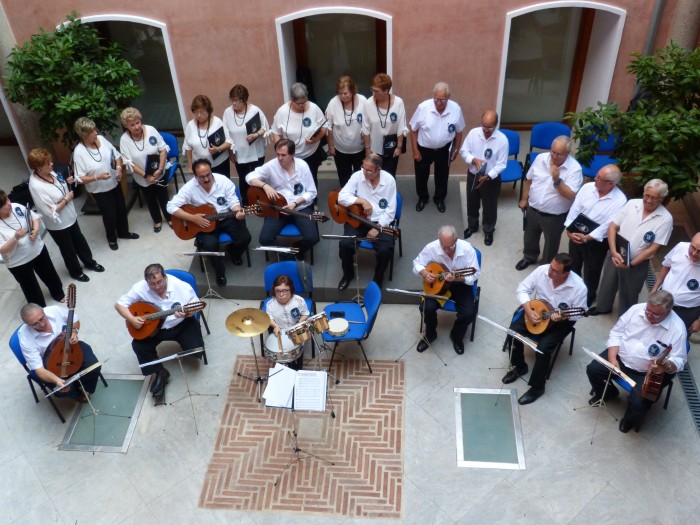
[193,109,208,116]
[275,288,291,295]
[482,125,496,131]
[595,175,615,183]
[689,245,700,255]
[433,98,447,104]
[643,194,662,202]
[644,308,666,320]
[194,173,212,180]
[231,99,244,104]
[550,150,568,159]
[440,241,457,250]
[292,99,307,107]
[370,87,384,94]
[30,315,47,327]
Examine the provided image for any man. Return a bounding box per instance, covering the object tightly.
[502,253,587,405]
[593,179,673,316]
[409,82,465,213]
[18,303,101,402]
[460,110,509,246]
[564,164,627,306]
[650,233,700,333]
[412,225,480,355]
[246,139,320,259]
[586,291,687,432]
[516,136,583,269]
[337,154,397,290]
[167,158,251,286]
[115,264,205,397]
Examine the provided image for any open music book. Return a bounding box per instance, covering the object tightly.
[263,363,327,411]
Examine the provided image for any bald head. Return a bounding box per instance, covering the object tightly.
[481,110,498,138]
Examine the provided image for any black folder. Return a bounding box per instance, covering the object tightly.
[145,154,160,176]
[615,233,631,266]
[208,127,227,160]
[245,112,262,135]
[566,213,600,235]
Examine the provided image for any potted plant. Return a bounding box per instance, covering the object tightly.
[567,43,700,201]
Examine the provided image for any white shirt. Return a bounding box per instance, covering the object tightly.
[412,239,480,286]
[264,295,309,330]
[119,125,169,188]
[222,103,269,164]
[338,170,396,227]
[325,94,367,154]
[515,264,588,310]
[613,199,673,259]
[564,182,627,242]
[459,128,509,179]
[271,102,325,159]
[659,242,700,308]
[117,274,198,330]
[167,174,240,215]
[246,157,317,209]
[72,135,120,194]
[28,172,77,230]
[525,153,583,214]
[410,99,465,149]
[183,116,232,168]
[607,303,687,373]
[362,95,408,156]
[19,305,78,371]
[0,203,44,267]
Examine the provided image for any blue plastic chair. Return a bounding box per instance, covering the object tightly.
[322,281,382,373]
[525,122,571,171]
[498,129,525,197]
[264,223,316,265]
[358,192,403,281]
[161,132,187,192]
[164,269,210,365]
[580,154,618,180]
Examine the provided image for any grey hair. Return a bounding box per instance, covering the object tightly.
[74,117,97,140]
[552,136,572,152]
[365,153,383,170]
[20,303,43,324]
[438,225,458,240]
[433,82,450,97]
[644,179,669,198]
[144,263,165,281]
[600,164,623,184]
[290,82,309,101]
[648,290,674,312]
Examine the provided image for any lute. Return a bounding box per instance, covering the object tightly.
[127,300,207,340]
[524,299,587,335]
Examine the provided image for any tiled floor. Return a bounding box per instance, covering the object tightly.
[1,165,699,525]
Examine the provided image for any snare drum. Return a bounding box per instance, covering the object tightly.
[327,318,349,337]
[287,325,310,345]
[310,312,329,333]
[264,333,303,363]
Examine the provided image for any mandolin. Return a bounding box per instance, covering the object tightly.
[524,299,587,335]
[43,284,83,378]
[171,203,262,240]
[127,300,207,340]
[247,186,329,222]
[641,342,672,401]
[422,261,477,295]
[327,188,399,237]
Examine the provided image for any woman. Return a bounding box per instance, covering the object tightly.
[223,84,269,204]
[183,95,232,179]
[325,76,368,186]
[362,73,408,176]
[0,190,65,305]
[263,274,309,370]
[119,107,171,232]
[72,117,139,250]
[27,148,104,282]
[271,83,327,197]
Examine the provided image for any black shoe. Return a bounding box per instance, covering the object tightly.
[109,242,119,251]
[150,368,170,394]
[73,273,90,282]
[619,417,635,433]
[502,364,528,384]
[484,232,494,246]
[415,200,428,212]
[118,232,140,240]
[417,335,436,353]
[338,276,353,291]
[515,259,532,271]
[76,391,89,403]
[216,275,227,286]
[588,389,619,406]
[436,200,446,213]
[518,387,545,405]
[232,257,243,266]
[450,333,464,355]
[153,224,162,233]
[88,263,105,272]
[463,228,476,239]
[587,307,611,316]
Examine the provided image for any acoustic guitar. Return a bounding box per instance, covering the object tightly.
[43,283,83,378]
[327,188,399,237]
[247,187,329,222]
[641,342,672,401]
[171,203,262,240]
[127,301,206,340]
[422,261,477,295]
[524,299,587,335]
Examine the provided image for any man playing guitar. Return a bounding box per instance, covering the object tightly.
[412,225,480,355]
[115,264,205,398]
[167,158,252,286]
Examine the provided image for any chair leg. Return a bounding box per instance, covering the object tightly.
[328,342,339,371]
[178,166,186,186]
[202,345,208,365]
[245,246,251,268]
[310,247,314,265]
[99,372,108,388]
[399,232,403,257]
[389,248,394,281]
[358,341,373,374]
[569,328,576,355]
[26,376,40,403]
[35,380,66,423]
[546,341,564,379]
[200,311,211,335]
[663,380,673,409]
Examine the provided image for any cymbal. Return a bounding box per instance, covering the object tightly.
[225,308,270,337]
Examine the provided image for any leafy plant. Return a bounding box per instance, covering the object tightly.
[5,11,142,148]
[567,43,700,200]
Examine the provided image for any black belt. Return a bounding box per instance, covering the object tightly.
[418,143,450,152]
[531,207,565,218]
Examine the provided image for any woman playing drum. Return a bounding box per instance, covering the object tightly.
[263,274,309,370]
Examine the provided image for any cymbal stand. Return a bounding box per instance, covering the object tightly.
[273,408,336,487]
[170,349,219,435]
[236,336,268,402]
[308,331,339,419]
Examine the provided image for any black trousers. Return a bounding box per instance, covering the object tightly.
[508,313,575,389]
[522,207,567,264]
[8,246,64,306]
[48,342,101,397]
[339,223,395,286]
[196,217,252,278]
[334,149,365,187]
[420,282,475,343]
[586,348,673,423]
[233,157,264,205]
[92,186,130,243]
[381,154,399,177]
[301,146,327,202]
[569,238,608,306]
[132,317,204,376]
[673,305,700,331]
[140,183,171,225]
[259,206,320,256]
[47,222,96,278]
[212,159,231,179]
[467,173,502,233]
[414,143,451,201]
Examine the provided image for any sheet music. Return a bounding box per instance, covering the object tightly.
[293,370,327,411]
[263,363,296,408]
[582,347,636,387]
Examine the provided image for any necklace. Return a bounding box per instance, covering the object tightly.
[343,97,355,127]
[1,208,23,231]
[83,141,102,162]
[234,104,247,127]
[375,95,391,129]
[130,130,145,151]
[285,103,305,146]
[34,172,67,197]
[197,118,210,149]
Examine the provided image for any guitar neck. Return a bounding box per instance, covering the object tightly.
[205,205,258,222]
[346,209,396,236]
[144,306,180,321]
[265,202,314,221]
[64,309,75,350]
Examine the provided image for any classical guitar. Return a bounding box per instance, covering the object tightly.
[327,188,399,237]
[171,203,262,240]
[127,301,207,340]
[524,299,587,335]
[422,261,477,295]
[43,283,83,378]
[641,342,672,401]
[247,187,329,222]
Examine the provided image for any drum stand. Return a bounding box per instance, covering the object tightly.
[237,336,268,403]
[273,408,335,487]
[308,332,340,419]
